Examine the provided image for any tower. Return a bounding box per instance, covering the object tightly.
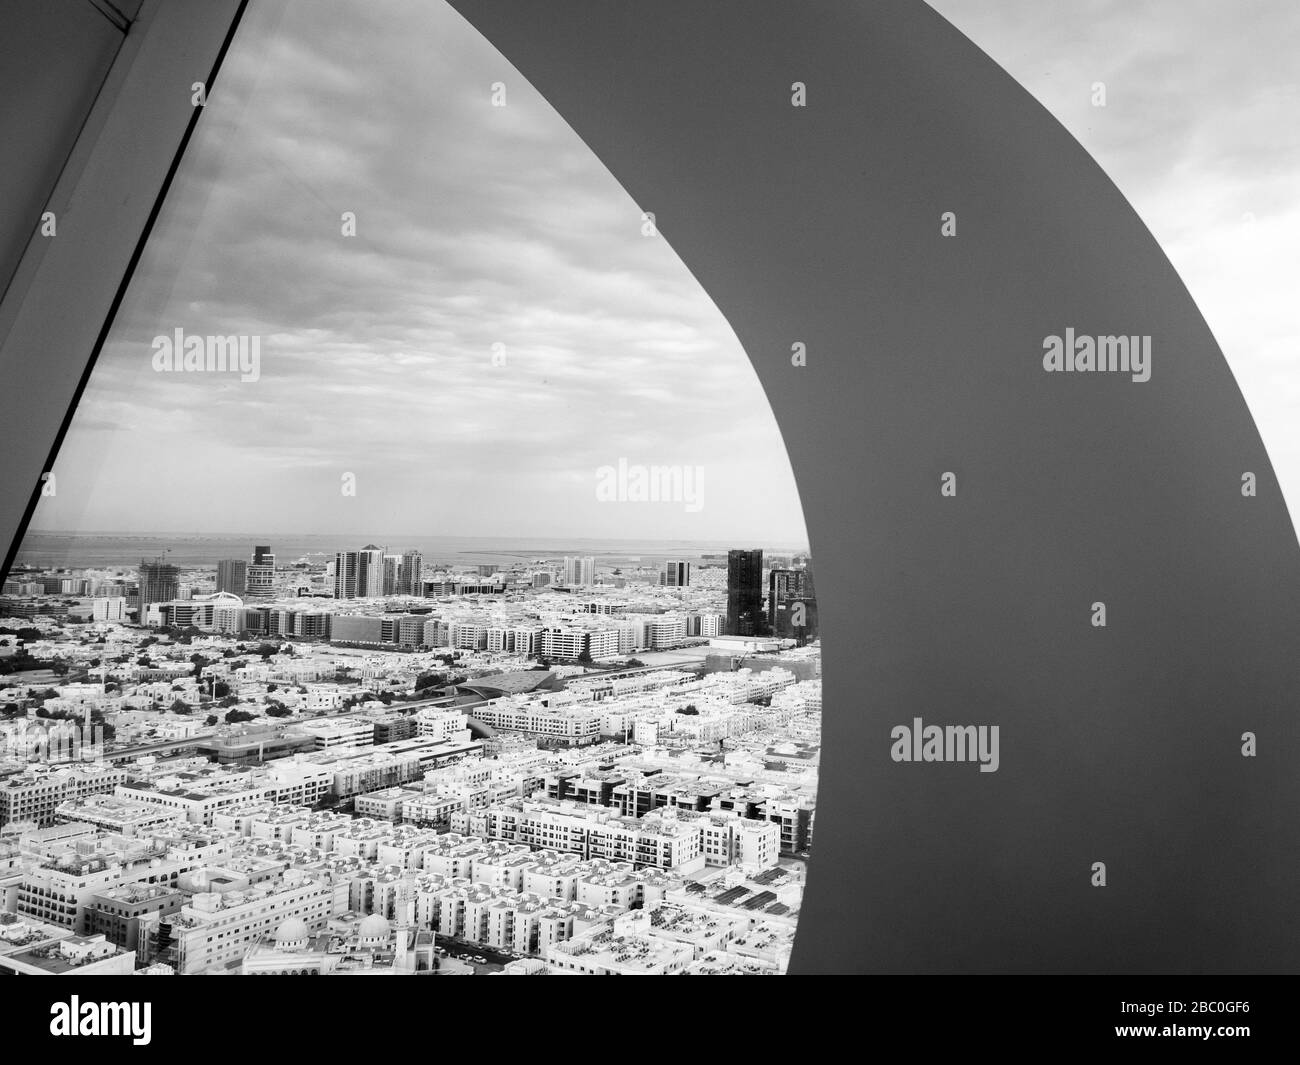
[215,558,247,595]
[245,545,275,599]
[333,551,359,599]
[398,549,423,596]
[357,544,385,597]
[137,556,179,621]
[726,548,765,636]
[769,565,818,643]
[660,560,691,588]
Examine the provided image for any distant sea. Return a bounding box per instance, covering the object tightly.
[13,531,808,571]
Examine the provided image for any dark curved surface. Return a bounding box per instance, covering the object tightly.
[447,0,1300,972]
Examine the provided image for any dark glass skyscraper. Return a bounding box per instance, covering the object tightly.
[770,566,818,643]
[726,548,765,636]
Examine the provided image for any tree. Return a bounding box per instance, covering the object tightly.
[169,698,192,715]
[577,649,594,665]
[265,703,293,718]
[266,683,277,692]
[218,695,239,709]
[204,714,219,727]
[225,708,255,724]
[212,681,230,698]
[677,704,699,716]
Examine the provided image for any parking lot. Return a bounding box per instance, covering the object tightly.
[436,938,523,972]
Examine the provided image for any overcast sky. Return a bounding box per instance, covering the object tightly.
[29,0,807,544]
[928,0,1300,526]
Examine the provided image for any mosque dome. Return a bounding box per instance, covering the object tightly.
[357,913,391,944]
[274,917,310,949]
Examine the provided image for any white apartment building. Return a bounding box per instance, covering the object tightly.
[18,832,235,933]
[171,869,336,974]
[115,781,273,826]
[297,718,374,750]
[0,763,128,829]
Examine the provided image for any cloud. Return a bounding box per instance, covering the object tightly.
[31,0,807,545]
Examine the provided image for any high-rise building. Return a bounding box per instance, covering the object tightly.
[137,558,179,622]
[335,545,385,599]
[563,557,596,587]
[215,559,247,596]
[245,545,276,599]
[398,550,423,596]
[660,560,691,588]
[382,555,401,596]
[333,552,358,599]
[769,566,818,643]
[358,545,385,597]
[726,548,765,636]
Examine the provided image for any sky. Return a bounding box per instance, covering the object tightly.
[27,0,808,545]
[927,0,1300,529]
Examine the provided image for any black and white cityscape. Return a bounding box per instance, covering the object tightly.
[0,0,817,976]
[0,538,819,975]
